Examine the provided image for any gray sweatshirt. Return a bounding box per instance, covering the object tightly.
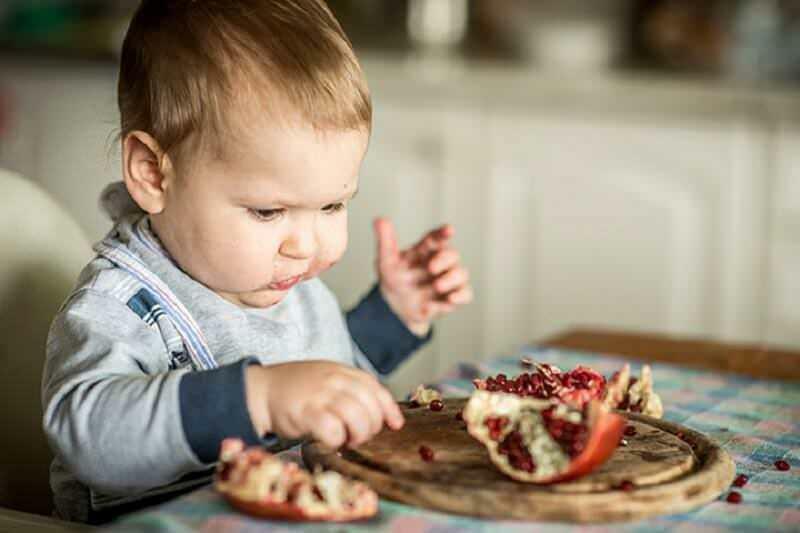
[42,183,428,523]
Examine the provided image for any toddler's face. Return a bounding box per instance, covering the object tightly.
[151,122,369,308]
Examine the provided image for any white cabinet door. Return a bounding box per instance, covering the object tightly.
[766,123,800,348]
[484,113,770,355]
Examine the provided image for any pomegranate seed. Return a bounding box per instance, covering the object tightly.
[733,474,749,487]
[726,491,742,504]
[496,373,507,385]
[775,460,790,471]
[624,425,637,437]
[418,445,434,462]
[620,438,629,447]
[675,431,685,440]
[618,480,635,491]
[408,400,420,409]
[429,399,444,412]
[455,411,463,421]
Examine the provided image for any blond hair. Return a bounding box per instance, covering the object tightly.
[118,0,371,162]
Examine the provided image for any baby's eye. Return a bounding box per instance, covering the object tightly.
[249,208,285,222]
[321,202,346,214]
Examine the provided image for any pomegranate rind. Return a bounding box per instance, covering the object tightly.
[215,438,378,522]
[547,401,625,483]
[464,391,625,484]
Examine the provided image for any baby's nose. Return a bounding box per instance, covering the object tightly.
[280,226,316,259]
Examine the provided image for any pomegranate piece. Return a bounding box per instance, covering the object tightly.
[429,399,444,412]
[477,362,664,418]
[624,425,637,437]
[733,474,749,487]
[775,460,790,471]
[215,438,377,522]
[419,445,435,462]
[463,390,625,483]
[409,384,441,407]
[618,480,635,492]
[726,491,742,504]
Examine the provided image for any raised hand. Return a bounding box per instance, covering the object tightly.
[373,217,473,336]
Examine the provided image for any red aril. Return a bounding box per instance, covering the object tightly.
[473,362,663,418]
[463,390,625,483]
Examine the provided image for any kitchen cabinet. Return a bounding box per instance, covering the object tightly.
[767,124,800,349]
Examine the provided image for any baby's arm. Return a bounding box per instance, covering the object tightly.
[345,284,432,376]
[42,290,258,495]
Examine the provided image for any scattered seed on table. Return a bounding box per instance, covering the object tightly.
[726,491,742,504]
[775,460,790,471]
[733,474,749,487]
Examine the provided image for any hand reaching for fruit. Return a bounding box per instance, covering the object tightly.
[245,361,404,449]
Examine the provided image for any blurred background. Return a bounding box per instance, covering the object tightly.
[1,0,799,392]
[0,0,798,516]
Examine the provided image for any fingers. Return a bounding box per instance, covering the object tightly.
[407,224,454,264]
[371,380,405,431]
[339,382,384,437]
[444,285,474,305]
[306,408,347,449]
[426,248,460,276]
[346,368,405,431]
[328,394,371,446]
[432,265,469,294]
[373,217,399,268]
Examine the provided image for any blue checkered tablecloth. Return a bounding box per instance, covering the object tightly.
[107,346,800,532]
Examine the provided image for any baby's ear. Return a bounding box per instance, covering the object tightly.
[122,131,172,214]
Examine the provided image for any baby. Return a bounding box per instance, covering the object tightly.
[41,0,472,523]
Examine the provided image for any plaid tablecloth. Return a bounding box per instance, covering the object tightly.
[108,347,800,532]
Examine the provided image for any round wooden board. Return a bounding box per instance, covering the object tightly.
[303,398,736,523]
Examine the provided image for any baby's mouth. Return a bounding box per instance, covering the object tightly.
[266,274,304,291]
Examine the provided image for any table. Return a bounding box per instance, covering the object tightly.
[106,329,800,532]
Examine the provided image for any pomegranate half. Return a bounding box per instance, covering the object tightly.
[215,438,378,521]
[463,390,625,483]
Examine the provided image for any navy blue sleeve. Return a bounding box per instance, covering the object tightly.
[346,284,432,375]
[179,358,278,463]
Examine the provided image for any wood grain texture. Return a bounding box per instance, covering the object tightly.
[303,399,735,523]
[541,328,800,382]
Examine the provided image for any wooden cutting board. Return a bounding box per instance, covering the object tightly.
[303,398,735,523]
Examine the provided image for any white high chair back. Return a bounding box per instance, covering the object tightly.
[0,168,91,515]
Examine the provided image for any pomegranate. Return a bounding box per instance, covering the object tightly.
[733,474,749,487]
[215,439,377,522]
[473,362,663,418]
[463,390,625,483]
[409,384,441,407]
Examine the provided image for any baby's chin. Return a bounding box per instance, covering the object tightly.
[218,288,288,309]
